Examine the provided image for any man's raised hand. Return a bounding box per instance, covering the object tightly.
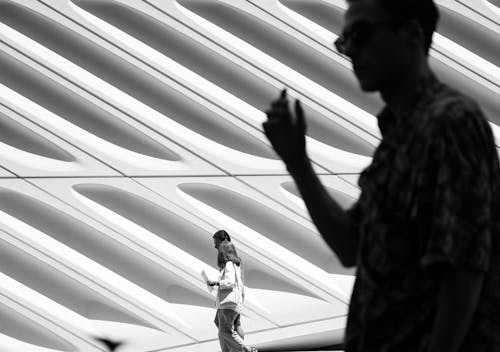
[263,89,307,172]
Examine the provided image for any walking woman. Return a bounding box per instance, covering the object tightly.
[207,230,257,352]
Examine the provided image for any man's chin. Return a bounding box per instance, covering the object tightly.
[358,80,379,93]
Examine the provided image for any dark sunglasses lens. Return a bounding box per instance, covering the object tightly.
[351,23,372,45]
[336,22,371,53]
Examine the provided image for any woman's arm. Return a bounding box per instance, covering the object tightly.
[218,262,236,289]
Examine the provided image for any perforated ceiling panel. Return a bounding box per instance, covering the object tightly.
[0,1,499,351]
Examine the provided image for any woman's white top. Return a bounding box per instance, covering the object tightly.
[216,261,244,312]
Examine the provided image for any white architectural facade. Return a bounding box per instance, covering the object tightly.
[0,0,498,351]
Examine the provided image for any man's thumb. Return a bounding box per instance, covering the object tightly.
[295,99,306,131]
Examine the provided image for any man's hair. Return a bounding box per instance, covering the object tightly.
[212,229,231,242]
[349,0,439,55]
[217,241,242,269]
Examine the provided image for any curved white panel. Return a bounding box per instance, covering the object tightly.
[0,104,117,177]
[0,167,14,177]
[0,0,497,351]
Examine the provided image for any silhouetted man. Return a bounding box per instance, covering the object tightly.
[264,0,500,351]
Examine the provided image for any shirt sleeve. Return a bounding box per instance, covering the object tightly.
[219,261,236,289]
[420,102,493,273]
[346,172,367,224]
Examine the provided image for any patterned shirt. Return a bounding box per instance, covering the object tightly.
[344,72,500,351]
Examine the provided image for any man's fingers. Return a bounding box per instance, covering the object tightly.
[295,99,306,132]
[270,88,289,110]
[280,88,287,100]
[271,99,289,110]
[265,108,292,123]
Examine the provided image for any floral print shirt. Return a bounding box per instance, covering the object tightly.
[344,73,500,351]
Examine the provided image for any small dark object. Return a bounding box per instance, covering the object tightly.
[93,337,125,351]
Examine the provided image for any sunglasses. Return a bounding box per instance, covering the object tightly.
[334,19,405,55]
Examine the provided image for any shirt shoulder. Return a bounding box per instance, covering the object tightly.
[422,85,492,148]
[426,84,484,128]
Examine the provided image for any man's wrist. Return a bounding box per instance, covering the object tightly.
[286,153,312,175]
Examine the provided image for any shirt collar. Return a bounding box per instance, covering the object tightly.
[377,72,441,138]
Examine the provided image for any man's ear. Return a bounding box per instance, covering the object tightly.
[400,20,425,48]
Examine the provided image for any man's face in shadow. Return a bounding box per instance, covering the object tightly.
[340,0,414,92]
